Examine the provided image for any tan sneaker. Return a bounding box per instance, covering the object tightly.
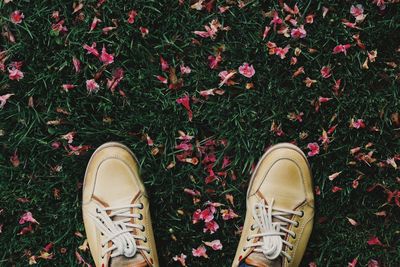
[82,142,159,267]
[232,143,314,267]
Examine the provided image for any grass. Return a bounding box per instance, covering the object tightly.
[0,0,400,266]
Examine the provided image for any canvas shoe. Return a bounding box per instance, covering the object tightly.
[232,143,314,267]
[82,142,159,267]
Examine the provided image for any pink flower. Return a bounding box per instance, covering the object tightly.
[61,131,76,144]
[139,26,149,37]
[192,245,208,258]
[86,79,100,93]
[263,26,271,40]
[203,240,223,251]
[373,0,386,10]
[222,156,231,169]
[320,66,331,78]
[238,63,255,78]
[275,46,290,59]
[208,54,222,69]
[160,56,169,72]
[348,258,358,267]
[218,70,236,87]
[90,17,101,31]
[172,253,187,266]
[100,47,114,65]
[51,141,61,149]
[52,19,68,33]
[175,142,192,151]
[307,142,320,157]
[8,68,24,81]
[83,42,99,57]
[318,97,332,103]
[156,75,168,84]
[333,44,351,55]
[332,186,343,193]
[367,259,380,267]
[350,4,364,17]
[306,14,315,24]
[19,212,39,225]
[203,220,219,234]
[200,207,215,222]
[192,209,202,224]
[62,84,76,91]
[352,119,366,129]
[127,10,138,24]
[72,57,81,72]
[176,94,193,121]
[10,10,24,24]
[328,171,342,181]
[270,12,283,30]
[0,94,14,108]
[184,188,201,197]
[221,208,239,220]
[180,64,191,75]
[291,25,307,39]
[367,236,383,246]
[107,68,124,93]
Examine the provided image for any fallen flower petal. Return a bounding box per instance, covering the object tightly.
[307,142,320,157]
[176,94,193,121]
[367,236,383,246]
[192,245,208,258]
[19,212,39,225]
[86,79,100,93]
[0,93,14,108]
[10,10,24,24]
[203,240,223,251]
[173,253,187,266]
[238,62,255,78]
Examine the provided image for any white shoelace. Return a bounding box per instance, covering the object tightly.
[244,199,303,262]
[90,203,149,258]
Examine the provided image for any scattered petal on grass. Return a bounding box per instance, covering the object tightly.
[173,253,187,266]
[203,240,223,250]
[10,10,24,24]
[86,79,100,93]
[307,143,320,157]
[0,93,14,108]
[19,212,39,225]
[176,94,193,121]
[367,236,383,246]
[328,171,342,181]
[192,245,208,258]
[238,63,255,78]
[346,217,359,226]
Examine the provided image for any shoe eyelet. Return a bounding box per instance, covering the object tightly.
[292,233,296,239]
[243,248,246,252]
[139,203,144,209]
[300,211,304,217]
[250,225,255,231]
[294,221,299,228]
[246,237,250,241]
[143,237,147,243]
[139,214,143,220]
[96,208,100,213]
[141,226,145,232]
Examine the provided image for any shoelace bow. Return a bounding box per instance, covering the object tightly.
[244,199,303,262]
[91,203,149,258]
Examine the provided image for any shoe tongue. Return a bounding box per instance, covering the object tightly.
[110,254,148,267]
[245,251,282,267]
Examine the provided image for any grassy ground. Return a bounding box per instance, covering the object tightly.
[1,0,400,266]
